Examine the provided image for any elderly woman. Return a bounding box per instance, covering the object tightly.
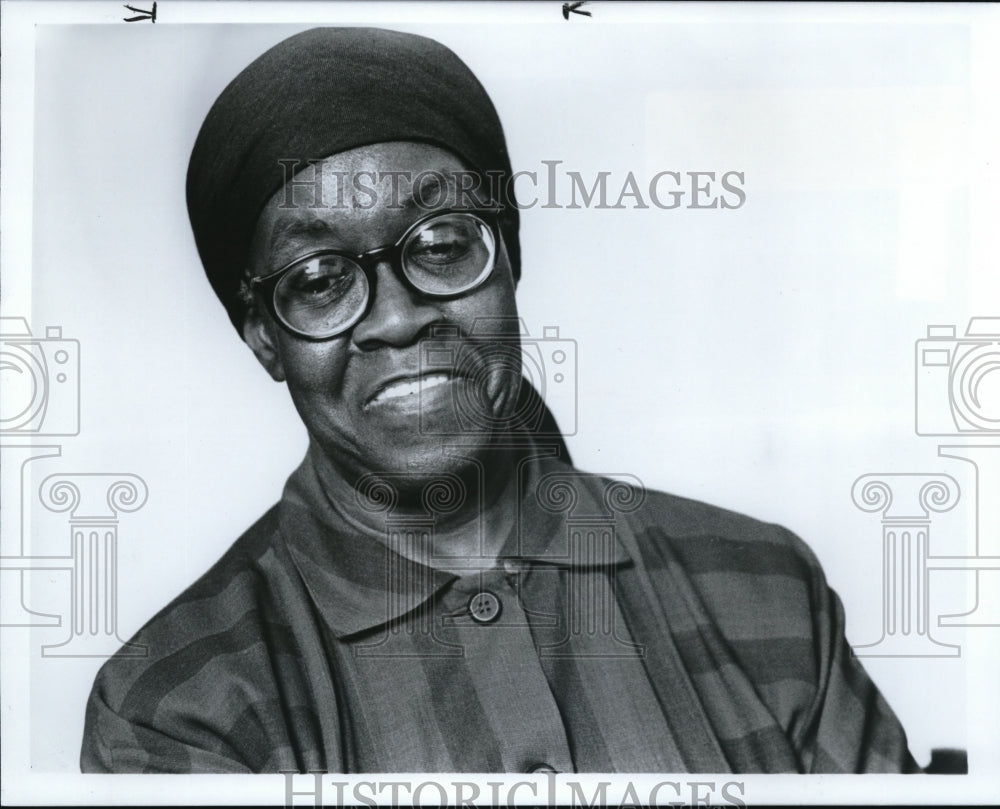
[81,27,918,774]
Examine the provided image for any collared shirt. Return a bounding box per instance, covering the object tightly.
[81,446,919,773]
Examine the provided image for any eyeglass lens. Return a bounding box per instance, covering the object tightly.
[273,213,496,337]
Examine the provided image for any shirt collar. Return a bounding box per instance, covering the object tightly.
[278,442,633,639]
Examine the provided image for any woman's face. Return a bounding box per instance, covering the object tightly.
[243,141,523,488]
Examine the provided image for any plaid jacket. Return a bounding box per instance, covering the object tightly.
[81,447,919,773]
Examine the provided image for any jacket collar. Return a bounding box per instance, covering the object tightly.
[278,442,633,638]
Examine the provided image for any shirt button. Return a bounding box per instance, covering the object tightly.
[468,591,501,623]
[529,763,559,773]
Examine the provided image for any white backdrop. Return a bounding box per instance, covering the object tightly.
[3,2,999,804]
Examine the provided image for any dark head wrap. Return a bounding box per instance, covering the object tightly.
[186,27,521,335]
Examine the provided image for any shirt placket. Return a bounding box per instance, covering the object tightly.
[438,567,575,774]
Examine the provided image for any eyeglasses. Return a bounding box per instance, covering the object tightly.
[249,209,499,340]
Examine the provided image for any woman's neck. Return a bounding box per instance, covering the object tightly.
[307,438,523,573]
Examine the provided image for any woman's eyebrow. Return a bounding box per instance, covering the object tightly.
[259,216,343,270]
[268,216,340,250]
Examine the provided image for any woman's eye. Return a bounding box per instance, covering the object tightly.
[299,275,337,295]
[414,239,467,262]
[410,223,477,265]
[283,255,357,298]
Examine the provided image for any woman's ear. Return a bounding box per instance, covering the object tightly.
[242,301,286,382]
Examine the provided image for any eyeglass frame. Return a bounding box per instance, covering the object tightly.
[247,207,503,341]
